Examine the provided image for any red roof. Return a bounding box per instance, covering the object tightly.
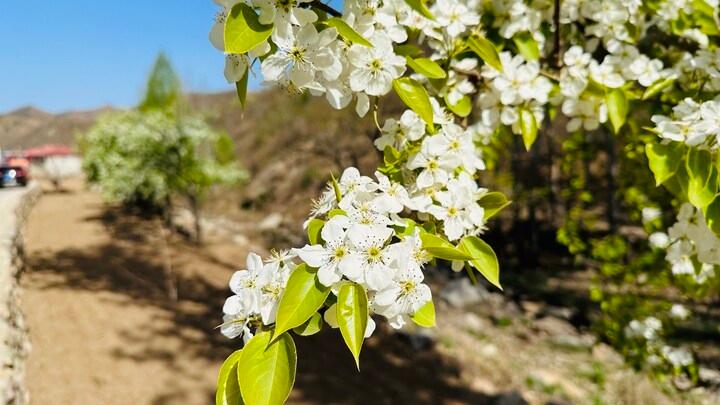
[23,144,74,158]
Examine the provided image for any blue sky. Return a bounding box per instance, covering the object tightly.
[0,1,260,113]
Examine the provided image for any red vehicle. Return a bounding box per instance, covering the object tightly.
[0,155,30,187]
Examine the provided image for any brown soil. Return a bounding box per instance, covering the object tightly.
[21,179,247,404]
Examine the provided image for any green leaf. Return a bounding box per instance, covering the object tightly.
[703,195,720,235]
[686,148,717,208]
[306,219,325,245]
[293,312,324,336]
[274,264,332,338]
[410,299,436,327]
[467,36,503,72]
[216,350,244,405]
[646,143,683,186]
[395,218,417,237]
[235,70,249,108]
[477,192,511,220]
[393,78,434,129]
[224,3,274,54]
[394,44,423,58]
[458,236,501,290]
[336,282,368,369]
[605,88,628,134]
[237,331,296,405]
[444,94,472,117]
[324,17,373,47]
[403,0,435,20]
[420,232,474,260]
[513,32,540,61]
[519,108,538,150]
[330,172,342,202]
[642,77,676,100]
[328,208,346,218]
[406,56,446,79]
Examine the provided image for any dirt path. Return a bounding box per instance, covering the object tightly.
[21,181,248,404]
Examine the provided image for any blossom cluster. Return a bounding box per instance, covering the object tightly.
[221,252,292,342]
[652,98,720,148]
[624,315,694,370]
[222,167,434,339]
[649,203,719,284]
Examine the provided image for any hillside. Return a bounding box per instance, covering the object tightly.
[0,90,390,241]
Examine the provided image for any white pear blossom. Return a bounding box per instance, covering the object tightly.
[348,33,406,96]
[254,0,317,39]
[296,216,362,286]
[348,224,395,289]
[433,0,480,38]
[428,173,486,240]
[374,255,431,328]
[224,54,249,83]
[374,110,425,151]
[371,172,409,214]
[261,25,341,88]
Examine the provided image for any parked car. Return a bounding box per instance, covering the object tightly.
[0,156,30,187]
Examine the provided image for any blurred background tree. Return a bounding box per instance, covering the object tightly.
[80,53,247,244]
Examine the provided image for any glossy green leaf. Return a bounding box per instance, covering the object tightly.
[274,264,331,338]
[216,350,244,405]
[478,192,512,220]
[237,331,296,405]
[235,70,249,108]
[458,236,501,290]
[224,3,274,54]
[445,94,472,117]
[336,282,368,369]
[513,32,540,61]
[393,78,434,129]
[324,18,373,47]
[420,232,474,260]
[467,36,503,72]
[686,148,717,208]
[403,0,435,20]
[406,56,446,79]
[306,219,325,245]
[606,88,628,134]
[410,299,436,327]
[293,312,324,336]
[519,108,538,151]
[646,143,683,186]
[642,77,676,100]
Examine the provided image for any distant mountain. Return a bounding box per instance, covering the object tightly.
[0,105,117,149]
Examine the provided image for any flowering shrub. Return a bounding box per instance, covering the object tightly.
[210,0,720,402]
[81,111,245,211]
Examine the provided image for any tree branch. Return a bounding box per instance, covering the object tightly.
[308,0,342,17]
[552,0,562,68]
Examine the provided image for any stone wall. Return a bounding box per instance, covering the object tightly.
[0,185,40,405]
